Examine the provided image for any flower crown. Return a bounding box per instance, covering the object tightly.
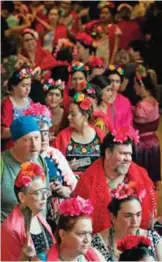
[98,1,115,10]
[86,82,96,95]
[24,103,52,127]
[58,196,93,217]
[107,64,124,76]
[88,56,104,69]
[16,67,34,80]
[136,65,147,82]
[76,32,93,47]
[117,235,152,252]
[73,92,92,110]
[23,28,38,39]
[43,78,65,92]
[112,126,139,144]
[69,61,89,74]
[15,162,45,188]
[111,182,146,202]
[54,38,77,58]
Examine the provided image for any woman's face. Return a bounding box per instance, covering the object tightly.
[23,33,37,52]
[68,103,87,131]
[19,177,50,214]
[45,89,63,109]
[108,73,121,92]
[71,71,86,91]
[60,217,93,256]
[48,8,59,23]
[112,199,142,235]
[100,7,111,23]
[102,84,114,103]
[13,78,31,98]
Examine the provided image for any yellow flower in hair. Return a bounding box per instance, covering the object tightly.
[117,67,124,75]
[109,65,115,70]
[76,93,85,102]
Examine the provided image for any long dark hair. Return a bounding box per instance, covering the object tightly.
[91,75,111,105]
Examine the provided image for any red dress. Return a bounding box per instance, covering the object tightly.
[73,158,157,234]
[21,45,56,71]
[1,97,33,151]
[47,244,101,261]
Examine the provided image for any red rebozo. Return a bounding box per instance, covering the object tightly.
[73,158,157,234]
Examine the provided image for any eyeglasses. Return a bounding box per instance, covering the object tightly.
[40,130,49,137]
[28,188,51,199]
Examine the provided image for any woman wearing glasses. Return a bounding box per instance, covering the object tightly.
[1,162,55,261]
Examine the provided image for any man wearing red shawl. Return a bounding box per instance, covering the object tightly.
[73,126,157,234]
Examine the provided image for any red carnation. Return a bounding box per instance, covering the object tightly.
[80,98,92,110]
[117,235,152,252]
[15,175,32,188]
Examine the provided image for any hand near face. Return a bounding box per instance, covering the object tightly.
[20,235,36,260]
[51,181,72,198]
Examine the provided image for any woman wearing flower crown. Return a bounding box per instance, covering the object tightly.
[1,66,34,151]
[92,182,162,261]
[44,79,68,136]
[73,126,157,234]
[133,65,160,182]
[104,65,133,129]
[75,32,96,64]
[83,1,122,65]
[118,235,156,261]
[1,162,55,261]
[47,197,105,261]
[53,92,104,175]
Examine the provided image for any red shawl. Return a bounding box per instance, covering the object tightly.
[52,126,105,156]
[47,244,100,261]
[21,45,56,71]
[73,158,157,234]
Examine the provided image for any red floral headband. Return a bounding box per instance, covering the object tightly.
[73,92,92,111]
[15,162,45,188]
[117,235,152,252]
[54,38,77,58]
[112,126,139,144]
[59,196,93,217]
[88,56,104,69]
[111,182,146,202]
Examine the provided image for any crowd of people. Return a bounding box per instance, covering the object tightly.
[1,0,162,261]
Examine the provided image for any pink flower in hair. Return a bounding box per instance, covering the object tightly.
[112,126,139,144]
[59,197,93,217]
[80,97,92,111]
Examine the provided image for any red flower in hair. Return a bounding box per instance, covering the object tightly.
[112,126,139,144]
[88,56,104,69]
[117,235,152,252]
[15,162,45,188]
[80,97,92,110]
